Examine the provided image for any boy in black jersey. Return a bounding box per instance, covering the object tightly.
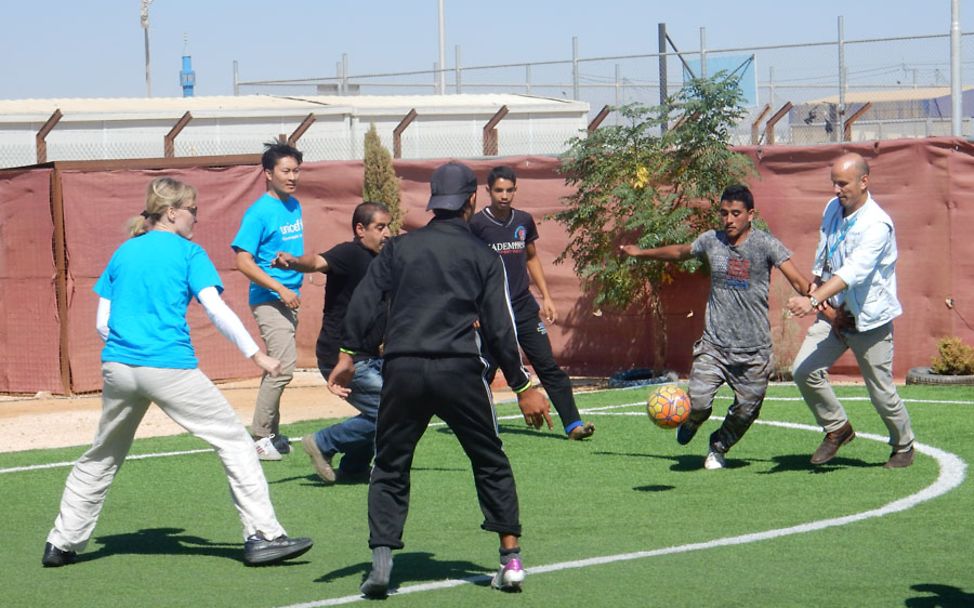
[470,166,594,440]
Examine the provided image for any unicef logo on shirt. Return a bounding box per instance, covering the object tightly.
[515,226,527,242]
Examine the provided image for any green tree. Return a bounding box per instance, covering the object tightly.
[554,73,753,367]
[362,123,403,233]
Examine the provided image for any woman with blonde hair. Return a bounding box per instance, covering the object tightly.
[43,177,313,568]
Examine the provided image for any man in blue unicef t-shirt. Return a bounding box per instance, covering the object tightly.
[231,143,305,460]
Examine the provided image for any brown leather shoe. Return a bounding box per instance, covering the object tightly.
[884,447,915,469]
[810,421,855,465]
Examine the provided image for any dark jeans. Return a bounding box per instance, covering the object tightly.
[315,358,382,474]
[367,355,521,549]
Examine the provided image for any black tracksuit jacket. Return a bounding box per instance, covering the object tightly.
[341,216,530,392]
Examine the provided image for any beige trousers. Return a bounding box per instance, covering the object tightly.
[47,363,286,552]
[792,317,915,452]
[250,300,298,438]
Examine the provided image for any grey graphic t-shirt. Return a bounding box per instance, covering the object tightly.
[690,229,791,351]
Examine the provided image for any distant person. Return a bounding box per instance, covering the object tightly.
[621,185,810,469]
[328,162,552,597]
[787,152,915,468]
[231,143,305,460]
[42,177,312,568]
[470,165,595,440]
[273,202,392,484]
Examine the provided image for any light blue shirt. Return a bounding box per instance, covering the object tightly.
[231,192,304,305]
[811,194,902,331]
[95,230,223,369]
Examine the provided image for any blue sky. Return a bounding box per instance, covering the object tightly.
[2,0,970,100]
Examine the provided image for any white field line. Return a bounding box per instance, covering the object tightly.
[2,393,971,475]
[273,404,968,608]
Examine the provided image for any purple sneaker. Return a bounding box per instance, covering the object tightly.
[491,557,525,591]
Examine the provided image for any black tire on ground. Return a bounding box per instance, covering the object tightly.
[905,366,974,386]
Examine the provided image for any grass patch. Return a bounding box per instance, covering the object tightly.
[5,384,972,607]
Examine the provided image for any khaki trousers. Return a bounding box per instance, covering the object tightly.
[251,300,298,438]
[792,317,915,451]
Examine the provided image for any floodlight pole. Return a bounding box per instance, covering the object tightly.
[437,0,446,94]
[951,0,962,136]
[141,0,153,97]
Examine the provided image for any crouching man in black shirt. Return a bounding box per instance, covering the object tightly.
[328,162,552,597]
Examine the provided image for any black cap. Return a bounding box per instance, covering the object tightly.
[426,162,477,211]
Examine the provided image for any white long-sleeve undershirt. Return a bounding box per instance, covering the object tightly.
[95,288,259,358]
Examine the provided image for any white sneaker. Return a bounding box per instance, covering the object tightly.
[704,449,725,470]
[255,436,283,461]
[491,557,525,591]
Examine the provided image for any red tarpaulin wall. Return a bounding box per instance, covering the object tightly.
[0,168,61,392]
[1,137,971,394]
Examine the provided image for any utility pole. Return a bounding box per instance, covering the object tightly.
[141,0,153,97]
[437,0,446,94]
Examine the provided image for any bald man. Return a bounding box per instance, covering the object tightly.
[785,153,915,469]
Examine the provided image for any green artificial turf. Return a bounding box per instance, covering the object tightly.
[4,384,972,607]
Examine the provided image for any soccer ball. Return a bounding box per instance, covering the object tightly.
[647,384,691,429]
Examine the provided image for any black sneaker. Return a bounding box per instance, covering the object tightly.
[42,542,77,568]
[243,534,312,566]
[271,434,291,455]
[676,420,700,445]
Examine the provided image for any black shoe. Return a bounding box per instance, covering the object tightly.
[360,575,390,598]
[42,542,77,568]
[243,534,313,566]
[271,434,291,455]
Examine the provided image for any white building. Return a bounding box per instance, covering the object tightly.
[0,94,590,168]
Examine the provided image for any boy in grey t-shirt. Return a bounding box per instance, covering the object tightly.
[620,185,810,469]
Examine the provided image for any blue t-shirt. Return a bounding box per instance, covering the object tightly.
[231,192,304,305]
[94,230,223,369]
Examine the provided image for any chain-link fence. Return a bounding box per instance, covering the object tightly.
[241,30,974,148]
[3,29,972,169]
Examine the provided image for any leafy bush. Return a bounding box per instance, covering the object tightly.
[931,336,974,375]
[554,72,753,366]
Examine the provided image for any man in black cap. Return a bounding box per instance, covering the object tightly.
[328,161,552,597]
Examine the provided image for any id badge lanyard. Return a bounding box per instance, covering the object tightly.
[820,209,858,275]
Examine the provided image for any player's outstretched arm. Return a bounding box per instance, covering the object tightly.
[251,352,283,376]
[234,249,300,309]
[619,243,692,261]
[197,286,283,376]
[272,251,328,274]
[777,259,813,296]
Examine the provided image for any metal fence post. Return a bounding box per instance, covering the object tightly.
[572,36,580,100]
[483,105,509,156]
[837,16,846,143]
[36,109,63,164]
[393,109,418,159]
[164,111,193,158]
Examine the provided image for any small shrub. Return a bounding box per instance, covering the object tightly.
[931,336,974,375]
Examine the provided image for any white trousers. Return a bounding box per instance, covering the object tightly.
[47,362,286,552]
